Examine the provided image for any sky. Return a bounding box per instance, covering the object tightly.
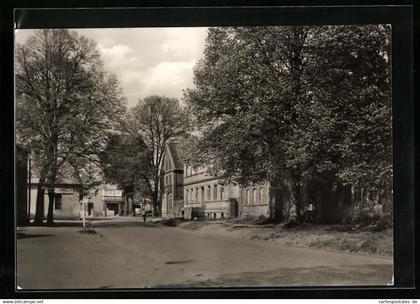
[15,27,209,108]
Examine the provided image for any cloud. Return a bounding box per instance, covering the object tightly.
[141,61,196,98]
[15,27,209,108]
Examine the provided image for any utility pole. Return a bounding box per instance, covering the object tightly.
[27,153,31,221]
[82,195,88,231]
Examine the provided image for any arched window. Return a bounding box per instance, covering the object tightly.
[253,188,258,205]
[185,189,189,203]
[195,188,198,201]
[220,187,225,200]
[207,186,211,201]
[167,192,173,213]
[246,189,251,205]
[260,187,264,204]
[213,185,217,201]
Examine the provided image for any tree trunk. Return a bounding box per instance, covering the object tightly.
[33,179,45,224]
[152,190,159,217]
[33,167,48,224]
[284,176,303,224]
[123,193,129,216]
[127,196,133,215]
[46,188,55,224]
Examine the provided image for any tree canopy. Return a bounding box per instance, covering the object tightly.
[184,25,392,220]
[122,95,189,215]
[16,29,126,223]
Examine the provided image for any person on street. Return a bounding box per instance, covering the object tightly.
[142,209,147,222]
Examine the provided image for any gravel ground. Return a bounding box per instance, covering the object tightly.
[177,221,393,257]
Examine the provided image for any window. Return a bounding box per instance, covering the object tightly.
[354,189,362,202]
[186,190,189,203]
[213,185,217,201]
[253,188,258,205]
[207,186,211,201]
[195,188,198,201]
[260,187,265,204]
[368,189,378,201]
[220,187,224,200]
[88,202,94,216]
[201,187,205,202]
[246,189,251,205]
[54,194,62,210]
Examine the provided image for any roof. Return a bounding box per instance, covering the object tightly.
[166,142,184,170]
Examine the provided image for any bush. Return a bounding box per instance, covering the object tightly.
[344,199,392,230]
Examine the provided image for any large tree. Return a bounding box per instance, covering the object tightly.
[99,133,154,215]
[184,25,391,222]
[16,29,126,224]
[124,95,189,215]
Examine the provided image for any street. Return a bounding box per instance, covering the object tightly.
[17,218,393,289]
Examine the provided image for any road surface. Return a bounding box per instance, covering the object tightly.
[17,218,393,289]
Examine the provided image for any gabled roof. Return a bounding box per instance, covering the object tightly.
[166,142,184,170]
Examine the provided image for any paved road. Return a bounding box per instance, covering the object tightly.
[17,219,393,289]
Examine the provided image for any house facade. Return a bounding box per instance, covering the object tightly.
[161,142,278,220]
[27,177,123,220]
[183,165,239,219]
[87,184,124,217]
[161,143,184,218]
[28,178,83,220]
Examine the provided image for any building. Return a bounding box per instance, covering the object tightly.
[161,143,184,218]
[27,171,123,220]
[101,186,124,217]
[79,184,124,218]
[16,146,29,225]
[183,165,239,219]
[28,177,83,220]
[161,142,278,220]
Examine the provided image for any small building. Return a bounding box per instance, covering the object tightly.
[28,177,83,220]
[85,184,124,217]
[161,143,184,218]
[102,186,124,217]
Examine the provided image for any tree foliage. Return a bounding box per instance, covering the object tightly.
[184,25,392,221]
[16,29,126,223]
[123,95,189,215]
[99,133,153,202]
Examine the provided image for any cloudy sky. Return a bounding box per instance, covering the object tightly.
[15,27,209,108]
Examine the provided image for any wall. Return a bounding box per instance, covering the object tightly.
[239,182,271,218]
[183,166,240,219]
[16,152,28,225]
[28,185,81,220]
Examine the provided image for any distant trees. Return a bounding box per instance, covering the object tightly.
[123,95,189,215]
[99,133,153,215]
[184,25,392,222]
[16,29,126,224]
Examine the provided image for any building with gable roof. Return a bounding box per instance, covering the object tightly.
[161,142,279,220]
[161,142,185,218]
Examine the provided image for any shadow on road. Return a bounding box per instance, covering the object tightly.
[17,232,55,240]
[22,222,83,228]
[92,222,162,229]
[156,264,393,288]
